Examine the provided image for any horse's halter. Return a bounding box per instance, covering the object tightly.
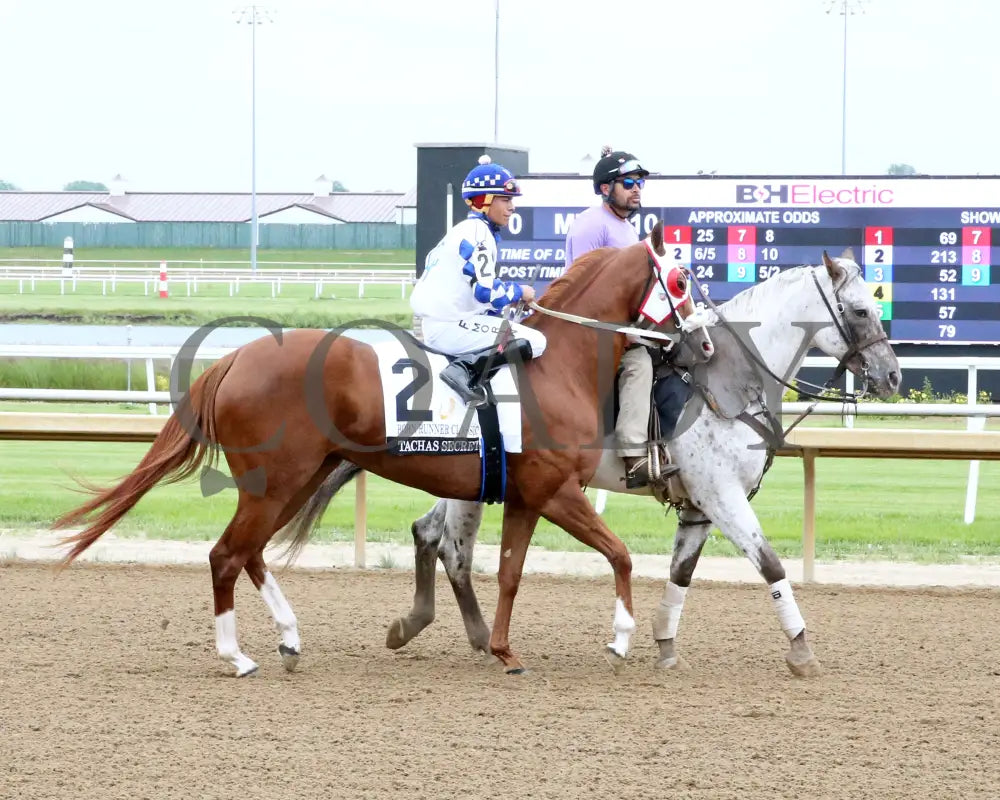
[524,241,695,347]
[686,262,880,405]
[809,263,889,392]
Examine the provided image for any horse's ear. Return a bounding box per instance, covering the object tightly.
[649,219,664,254]
[839,246,856,262]
[822,250,842,281]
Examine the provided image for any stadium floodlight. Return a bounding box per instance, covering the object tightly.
[493,0,500,142]
[234,5,275,274]
[825,0,866,175]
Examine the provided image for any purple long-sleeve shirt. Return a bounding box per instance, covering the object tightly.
[564,204,639,268]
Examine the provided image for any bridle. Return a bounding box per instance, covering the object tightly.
[636,239,695,336]
[810,264,889,391]
[524,241,705,350]
[685,260,886,406]
[675,259,891,491]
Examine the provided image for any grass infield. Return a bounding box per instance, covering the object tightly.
[2,431,997,564]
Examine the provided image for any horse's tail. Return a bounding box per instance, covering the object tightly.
[55,350,240,565]
[271,461,363,565]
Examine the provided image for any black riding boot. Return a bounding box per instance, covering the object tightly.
[623,454,680,490]
[440,338,534,405]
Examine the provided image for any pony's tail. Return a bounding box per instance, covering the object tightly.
[54,351,239,565]
[271,461,363,566]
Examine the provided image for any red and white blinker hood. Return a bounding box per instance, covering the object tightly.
[638,238,691,325]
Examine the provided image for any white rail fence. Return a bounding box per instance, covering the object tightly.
[2,347,998,526]
[3,346,994,414]
[0,261,416,299]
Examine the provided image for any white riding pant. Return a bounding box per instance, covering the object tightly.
[421,315,547,359]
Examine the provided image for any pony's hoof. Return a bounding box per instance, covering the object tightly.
[468,629,492,655]
[785,651,823,678]
[603,645,628,674]
[278,644,300,672]
[385,618,409,650]
[235,663,259,678]
[654,654,691,671]
[505,666,528,676]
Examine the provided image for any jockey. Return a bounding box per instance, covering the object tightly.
[410,155,546,405]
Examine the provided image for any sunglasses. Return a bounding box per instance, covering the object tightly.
[618,177,645,190]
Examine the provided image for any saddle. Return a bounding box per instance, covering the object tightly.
[366,330,526,505]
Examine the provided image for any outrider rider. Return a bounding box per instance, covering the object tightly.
[564,146,678,488]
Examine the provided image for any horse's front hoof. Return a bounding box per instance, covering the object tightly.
[785,650,822,678]
[654,654,691,671]
[226,651,260,678]
[603,645,628,674]
[278,644,300,672]
[479,650,501,667]
[492,646,525,674]
[385,618,409,650]
[467,626,492,655]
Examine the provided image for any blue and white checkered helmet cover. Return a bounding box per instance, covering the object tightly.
[461,155,522,201]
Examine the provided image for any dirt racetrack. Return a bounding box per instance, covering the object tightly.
[3,561,999,800]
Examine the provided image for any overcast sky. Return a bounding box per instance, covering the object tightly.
[2,0,997,194]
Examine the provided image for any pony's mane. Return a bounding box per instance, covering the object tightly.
[711,259,863,323]
[715,263,814,318]
[538,246,620,309]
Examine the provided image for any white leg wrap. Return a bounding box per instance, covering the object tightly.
[607,597,637,658]
[652,581,688,641]
[260,571,301,651]
[769,579,805,640]
[214,610,259,676]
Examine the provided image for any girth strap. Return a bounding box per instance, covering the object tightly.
[476,402,506,504]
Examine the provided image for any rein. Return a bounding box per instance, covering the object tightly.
[683,262,891,449]
[525,301,680,344]
[686,264,880,406]
[526,248,692,347]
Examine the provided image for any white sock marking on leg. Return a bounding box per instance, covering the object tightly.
[607,596,636,657]
[260,571,300,651]
[214,609,258,675]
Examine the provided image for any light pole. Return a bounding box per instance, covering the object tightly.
[493,0,500,142]
[826,0,865,175]
[234,5,273,274]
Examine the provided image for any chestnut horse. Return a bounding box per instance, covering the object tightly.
[292,252,902,676]
[56,221,713,676]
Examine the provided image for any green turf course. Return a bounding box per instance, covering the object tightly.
[0,246,414,267]
[0,247,416,327]
[2,434,998,564]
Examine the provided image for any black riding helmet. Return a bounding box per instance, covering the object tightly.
[592,146,650,195]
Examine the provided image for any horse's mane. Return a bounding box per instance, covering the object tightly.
[538,246,621,310]
[714,264,813,319]
[715,259,860,319]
